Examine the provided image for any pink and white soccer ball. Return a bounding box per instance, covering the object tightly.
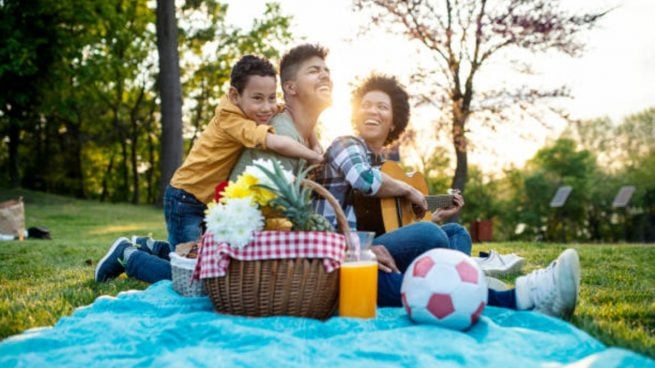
[401,248,488,330]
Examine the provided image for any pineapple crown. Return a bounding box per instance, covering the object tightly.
[253,160,318,230]
[253,160,312,206]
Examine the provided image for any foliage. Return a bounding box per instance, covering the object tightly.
[496,138,598,241]
[458,165,500,223]
[0,0,293,205]
[353,0,607,192]
[0,189,653,358]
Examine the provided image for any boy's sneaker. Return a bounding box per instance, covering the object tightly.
[516,248,581,319]
[131,235,154,254]
[474,250,525,276]
[95,237,131,282]
[131,235,171,260]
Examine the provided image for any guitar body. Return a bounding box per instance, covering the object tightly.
[379,161,430,232]
[354,161,454,235]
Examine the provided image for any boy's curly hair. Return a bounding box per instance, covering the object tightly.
[230,55,276,93]
[351,74,410,146]
[279,44,329,83]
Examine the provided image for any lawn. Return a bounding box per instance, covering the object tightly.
[1,188,654,359]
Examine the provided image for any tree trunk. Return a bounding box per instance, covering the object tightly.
[146,101,157,204]
[7,119,20,188]
[130,86,145,204]
[120,136,129,201]
[156,0,183,204]
[100,153,115,202]
[130,126,140,204]
[450,109,469,192]
[71,115,85,198]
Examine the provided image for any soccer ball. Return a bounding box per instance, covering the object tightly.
[401,248,488,330]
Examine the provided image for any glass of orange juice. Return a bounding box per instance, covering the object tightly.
[339,231,378,318]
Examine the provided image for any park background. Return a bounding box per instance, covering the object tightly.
[1,0,654,361]
[2,0,654,242]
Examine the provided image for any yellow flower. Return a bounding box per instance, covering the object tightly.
[251,186,277,207]
[222,178,252,203]
[222,173,277,207]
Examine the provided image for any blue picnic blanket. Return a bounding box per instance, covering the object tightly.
[0,281,652,367]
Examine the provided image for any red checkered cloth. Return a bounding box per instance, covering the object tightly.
[193,230,347,280]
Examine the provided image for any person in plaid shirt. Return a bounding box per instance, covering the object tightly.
[314,75,582,319]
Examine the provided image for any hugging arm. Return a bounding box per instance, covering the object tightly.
[265,133,323,164]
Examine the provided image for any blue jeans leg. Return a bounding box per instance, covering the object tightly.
[378,271,403,307]
[373,221,456,273]
[163,185,205,249]
[440,223,472,256]
[125,251,172,284]
[378,270,518,310]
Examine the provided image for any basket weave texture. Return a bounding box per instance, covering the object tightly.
[203,179,352,319]
[171,252,207,297]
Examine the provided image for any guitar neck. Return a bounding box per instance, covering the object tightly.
[426,195,454,211]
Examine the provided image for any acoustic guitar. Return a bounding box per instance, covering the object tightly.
[354,161,455,235]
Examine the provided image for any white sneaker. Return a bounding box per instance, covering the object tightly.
[486,276,510,291]
[516,248,581,319]
[474,250,525,276]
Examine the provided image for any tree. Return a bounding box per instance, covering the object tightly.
[156,0,184,204]
[616,107,655,169]
[0,0,60,187]
[519,138,598,241]
[353,0,607,192]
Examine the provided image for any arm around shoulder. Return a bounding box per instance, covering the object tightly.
[265,134,323,164]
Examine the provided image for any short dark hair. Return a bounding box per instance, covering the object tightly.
[351,74,410,146]
[230,55,277,94]
[279,44,329,83]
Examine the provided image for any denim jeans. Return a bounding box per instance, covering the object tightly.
[373,221,516,309]
[163,185,206,249]
[125,250,171,284]
[378,271,517,309]
[373,221,471,272]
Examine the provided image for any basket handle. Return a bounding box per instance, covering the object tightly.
[301,179,353,252]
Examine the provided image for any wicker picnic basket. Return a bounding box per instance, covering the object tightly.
[170,252,207,297]
[203,179,352,319]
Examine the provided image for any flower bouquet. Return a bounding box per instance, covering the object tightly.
[205,158,334,249]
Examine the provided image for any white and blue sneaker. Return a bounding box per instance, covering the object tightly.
[516,248,581,319]
[95,237,132,282]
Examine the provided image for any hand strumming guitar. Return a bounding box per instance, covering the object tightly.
[431,193,465,223]
[406,185,428,219]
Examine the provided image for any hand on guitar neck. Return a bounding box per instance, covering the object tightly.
[431,192,465,223]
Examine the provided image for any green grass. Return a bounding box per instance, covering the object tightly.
[1,189,654,359]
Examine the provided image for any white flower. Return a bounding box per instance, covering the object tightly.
[204,197,264,248]
[244,158,294,191]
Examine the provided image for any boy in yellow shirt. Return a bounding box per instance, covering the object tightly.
[164,55,322,247]
[96,46,328,283]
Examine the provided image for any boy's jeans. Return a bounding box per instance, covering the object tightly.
[125,250,172,284]
[163,185,206,248]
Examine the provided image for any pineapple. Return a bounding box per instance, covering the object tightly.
[255,161,335,232]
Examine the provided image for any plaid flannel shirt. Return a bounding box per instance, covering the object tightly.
[312,136,384,229]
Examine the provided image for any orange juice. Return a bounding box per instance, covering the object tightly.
[339,260,378,318]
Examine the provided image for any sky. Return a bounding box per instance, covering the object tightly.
[224,0,655,173]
